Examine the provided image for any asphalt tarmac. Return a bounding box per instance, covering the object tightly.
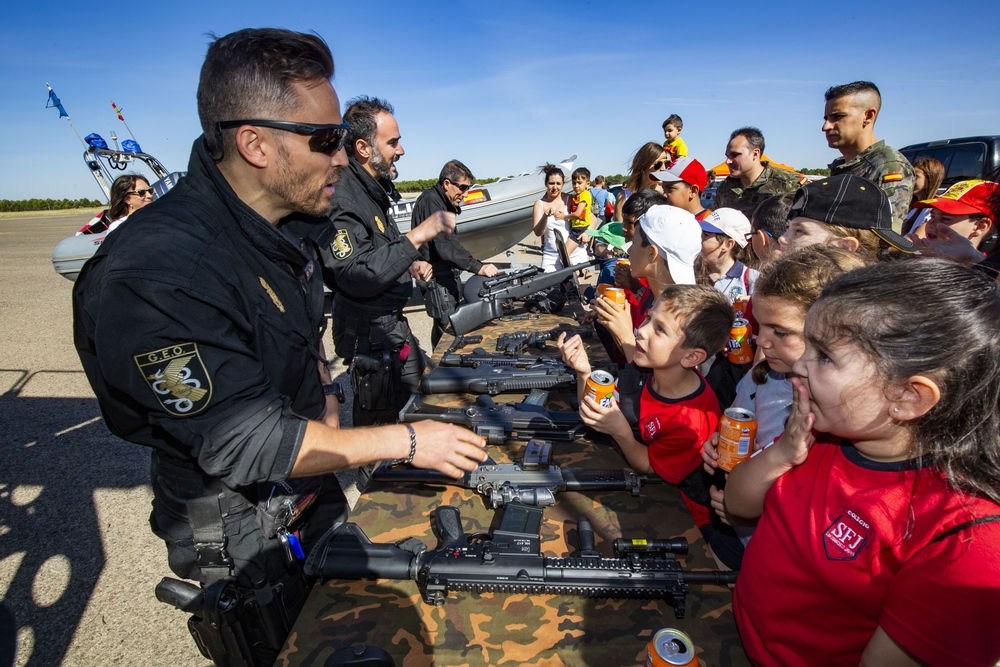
[0,212,543,667]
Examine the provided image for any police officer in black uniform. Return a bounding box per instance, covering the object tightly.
[322,97,455,426]
[411,159,500,346]
[72,29,486,666]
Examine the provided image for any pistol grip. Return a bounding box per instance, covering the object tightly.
[435,506,464,545]
[577,516,599,557]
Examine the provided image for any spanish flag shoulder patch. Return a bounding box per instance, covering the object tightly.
[883,172,904,183]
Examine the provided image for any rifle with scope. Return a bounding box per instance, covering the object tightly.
[304,504,738,619]
[449,258,599,336]
[372,438,662,508]
[398,392,584,444]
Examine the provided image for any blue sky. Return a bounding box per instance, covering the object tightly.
[2,0,999,201]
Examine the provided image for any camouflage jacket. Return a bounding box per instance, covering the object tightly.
[712,163,802,219]
[829,140,914,233]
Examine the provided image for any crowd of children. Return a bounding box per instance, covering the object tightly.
[539,110,1000,665]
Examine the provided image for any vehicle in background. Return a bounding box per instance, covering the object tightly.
[900,135,1000,187]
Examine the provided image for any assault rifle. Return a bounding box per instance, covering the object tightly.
[495,327,592,355]
[372,439,662,508]
[398,391,584,444]
[449,258,599,336]
[420,359,576,395]
[304,504,738,619]
[440,347,561,369]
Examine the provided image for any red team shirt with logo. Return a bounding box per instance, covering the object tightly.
[733,438,1000,666]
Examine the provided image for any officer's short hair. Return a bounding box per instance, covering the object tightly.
[439,160,474,185]
[343,96,395,159]
[730,126,765,155]
[825,81,882,111]
[198,28,334,160]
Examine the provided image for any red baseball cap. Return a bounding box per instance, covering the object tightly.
[914,180,998,219]
[650,157,708,192]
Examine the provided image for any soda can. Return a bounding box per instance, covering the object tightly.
[616,258,631,271]
[585,370,615,408]
[733,296,749,319]
[604,287,627,310]
[717,407,757,472]
[596,283,611,296]
[726,317,754,364]
[646,628,697,667]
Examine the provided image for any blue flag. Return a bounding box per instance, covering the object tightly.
[46,87,69,118]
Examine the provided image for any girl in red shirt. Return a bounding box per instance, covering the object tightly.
[726,259,1000,667]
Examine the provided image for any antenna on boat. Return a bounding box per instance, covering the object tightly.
[111,101,139,143]
[45,82,86,148]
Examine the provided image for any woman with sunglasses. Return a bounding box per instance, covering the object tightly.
[613,142,670,222]
[76,174,155,235]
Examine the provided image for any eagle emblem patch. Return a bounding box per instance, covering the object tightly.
[374,215,386,234]
[331,229,353,260]
[134,343,213,416]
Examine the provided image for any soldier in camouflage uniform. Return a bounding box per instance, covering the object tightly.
[823,81,914,233]
[713,126,801,219]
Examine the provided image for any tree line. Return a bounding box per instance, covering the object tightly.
[0,198,103,212]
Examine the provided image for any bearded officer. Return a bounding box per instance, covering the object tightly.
[322,96,452,426]
[73,29,487,666]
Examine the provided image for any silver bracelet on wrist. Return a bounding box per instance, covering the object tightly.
[389,423,417,466]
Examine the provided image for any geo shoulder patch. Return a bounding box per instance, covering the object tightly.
[133,342,213,416]
[331,228,353,260]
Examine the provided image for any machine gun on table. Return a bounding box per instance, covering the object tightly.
[398,391,584,444]
[495,327,593,355]
[420,358,578,395]
[304,504,737,619]
[372,439,662,508]
[449,258,599,336]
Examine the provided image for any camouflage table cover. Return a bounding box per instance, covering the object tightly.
[279,306,749,667]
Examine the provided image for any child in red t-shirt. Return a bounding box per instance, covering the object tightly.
[726,259,1000,666]
[558,284,733,532]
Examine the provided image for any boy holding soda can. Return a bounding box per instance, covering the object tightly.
[558,284,733,536]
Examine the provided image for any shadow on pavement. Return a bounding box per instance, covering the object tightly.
[0,370,152,667]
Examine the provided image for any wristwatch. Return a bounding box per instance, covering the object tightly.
[323,382,345,403]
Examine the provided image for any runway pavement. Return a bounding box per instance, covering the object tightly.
[0,212,543,666]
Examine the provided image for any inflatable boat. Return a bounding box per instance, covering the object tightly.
[53,148,574,280]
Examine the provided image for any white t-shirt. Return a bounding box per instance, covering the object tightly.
[542,215,589,272]
[713,261,758,304]
[730,367,794,546]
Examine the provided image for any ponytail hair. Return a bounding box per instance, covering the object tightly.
[812,259,1000,505]
[750,245,871,384]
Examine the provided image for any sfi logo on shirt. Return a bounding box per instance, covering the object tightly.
[331,229,353,260]
[641,416,661,442]
[823,508,871,560]
[134,342,213,416]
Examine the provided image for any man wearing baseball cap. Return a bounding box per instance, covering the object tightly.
[778,173,917,256]
[651,157,712,221]
[913,180,999,251]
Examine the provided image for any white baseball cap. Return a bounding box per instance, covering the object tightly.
[699,208,752,248]
[637,205,701,285]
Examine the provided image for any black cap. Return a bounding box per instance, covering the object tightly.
[788,174,916,253]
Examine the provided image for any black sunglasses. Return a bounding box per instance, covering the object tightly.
[214,119,351,159]
[447,180,472,193]
[128,188,154,198]
[651,160,669,171]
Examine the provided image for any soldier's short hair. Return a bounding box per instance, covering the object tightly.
[439,160,474,185]
[731,126,765,154]
[344,96,395,158]
[198,28,335,160]
[825,81,882,110]
[662,114,683,130]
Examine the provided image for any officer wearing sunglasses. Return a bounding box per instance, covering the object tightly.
[73,29,487,666]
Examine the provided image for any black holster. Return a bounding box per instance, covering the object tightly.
[350,349,403,412]
[419,279,457,320]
